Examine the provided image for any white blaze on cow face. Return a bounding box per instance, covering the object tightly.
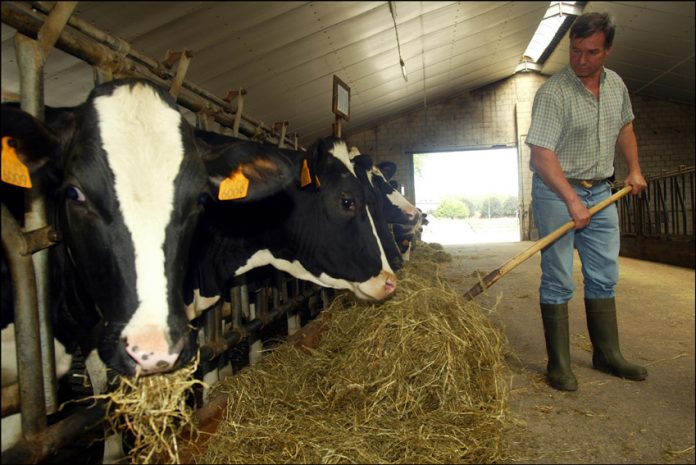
[94,83,185,351]
[236,249,395,301]
[371,166,418,220]
[329,141,357,176]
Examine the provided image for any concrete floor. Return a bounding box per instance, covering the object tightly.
[439,241,695,464]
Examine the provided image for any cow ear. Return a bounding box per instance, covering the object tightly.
[351,153,373,172]
[203,140,294,202]
[377,161,397,180]
[1,104,62,188]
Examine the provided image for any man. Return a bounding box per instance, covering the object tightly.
[525,12,648,391]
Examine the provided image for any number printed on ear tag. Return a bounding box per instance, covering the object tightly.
[219,167,249,200]
[1,136,32,188]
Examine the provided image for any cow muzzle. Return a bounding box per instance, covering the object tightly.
[356,270,397,300]
[124,326,185,375]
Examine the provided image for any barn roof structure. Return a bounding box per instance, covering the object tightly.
[1,1,694,147]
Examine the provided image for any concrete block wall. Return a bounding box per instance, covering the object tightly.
[623,95,695,179]
[345,71,695,240]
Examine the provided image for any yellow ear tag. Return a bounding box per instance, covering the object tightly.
[300,159,312,187]
[218,167,249,200]
[1,136,32,188]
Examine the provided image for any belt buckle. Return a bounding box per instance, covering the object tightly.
[580,180,593,189]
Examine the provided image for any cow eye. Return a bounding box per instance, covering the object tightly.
[341,196,356,212]
[65,186,86,202]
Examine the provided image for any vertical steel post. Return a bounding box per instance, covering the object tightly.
[13,1,78,422]
[2,205,46,437]
[13,33,51,436]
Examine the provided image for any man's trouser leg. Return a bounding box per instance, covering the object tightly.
[533,174,578,391]
[571,184,647,381]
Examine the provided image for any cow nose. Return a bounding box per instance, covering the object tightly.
[124,326,184,375]
[384,273,397,295]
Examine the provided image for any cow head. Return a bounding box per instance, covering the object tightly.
[290,137,397,300]
[349,152,404,271]
[373,161,420,223]
[1,79,294,376]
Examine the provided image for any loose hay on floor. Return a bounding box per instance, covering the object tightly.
[200,242,512,464]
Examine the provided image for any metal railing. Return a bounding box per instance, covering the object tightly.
[618,165,695,240]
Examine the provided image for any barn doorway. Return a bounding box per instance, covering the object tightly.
[413,148,520,245]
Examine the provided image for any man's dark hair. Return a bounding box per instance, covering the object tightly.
[570,12,615,49]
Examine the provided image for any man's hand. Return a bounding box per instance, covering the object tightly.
[624,171,647,195]
[567,197,592,229]
[530,144,592,229]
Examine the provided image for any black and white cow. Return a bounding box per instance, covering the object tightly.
[347,152,423,260]
[1,78,294,379]
[204,133,407,274]
[348,152,406,271]
[368,160,420,224]
[373,161,426,259]
[186,131,398,316]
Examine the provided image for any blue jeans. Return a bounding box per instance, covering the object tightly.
[531,174,620,304]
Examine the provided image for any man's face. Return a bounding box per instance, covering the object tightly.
[569,31,612,79]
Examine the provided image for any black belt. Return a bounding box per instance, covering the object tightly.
[567,178,608,188]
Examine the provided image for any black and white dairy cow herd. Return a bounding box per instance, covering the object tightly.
[1,77,421,448]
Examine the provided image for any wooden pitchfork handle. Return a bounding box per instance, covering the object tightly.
[462,185,633,301]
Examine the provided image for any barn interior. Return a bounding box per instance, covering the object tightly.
[1,1,694,464]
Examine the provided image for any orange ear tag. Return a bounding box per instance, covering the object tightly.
[1,136,32,188]
[314,175,321,188]
[218,167,249,200]
[300,159,312,187]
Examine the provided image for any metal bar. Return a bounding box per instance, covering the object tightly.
[1,204,47,437]
[677,174,688,236]
[643,190,652,236]
[622,167,695,239]
[231,284,243,331]
[232,91,245,138]
[36,1,77,59]
[670,177,676,235]
[17,224,60,255]
[0,402,105,465]
[92,64,112,85]
[689,171,696,234]
[198,285,321,361]
[166,49,192,100]
[1,383,20,417]
[16,35,60,417]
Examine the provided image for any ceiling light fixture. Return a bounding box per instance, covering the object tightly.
[515,1,584,74]
[389,1,408,82]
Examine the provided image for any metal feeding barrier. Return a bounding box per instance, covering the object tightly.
[617,165,695,267]
[618,166,694,238]
[0,3,327,463]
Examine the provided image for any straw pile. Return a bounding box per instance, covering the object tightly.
[86,355,207,464]
[199,241,511,464]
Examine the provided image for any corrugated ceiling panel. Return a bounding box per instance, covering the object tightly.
[1,1,692,146]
